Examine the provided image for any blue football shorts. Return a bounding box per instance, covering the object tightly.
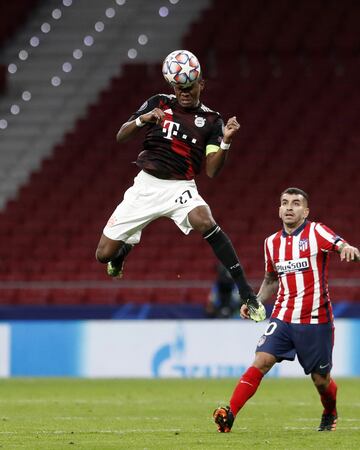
[256,318,334,375]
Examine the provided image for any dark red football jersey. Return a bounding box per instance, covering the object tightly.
[129,94,224,180]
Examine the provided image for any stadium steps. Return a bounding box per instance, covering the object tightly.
[0,0,210,209]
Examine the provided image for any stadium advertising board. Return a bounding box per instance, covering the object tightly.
[0,324,10,377]
[3,319,360,377]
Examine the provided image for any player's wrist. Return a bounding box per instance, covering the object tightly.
[220,139,231,150]
[135,116,146,127]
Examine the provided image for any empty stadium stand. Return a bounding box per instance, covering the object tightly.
[0,0,359,309]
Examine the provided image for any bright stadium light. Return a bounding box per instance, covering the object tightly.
[138,34,148,45]
[8,63,17,74]
[52,9,62,20]
[159,7,169,17]
[10,105,20,115]
[21,91,32,101]
[115,0,126,5]
[51,76,62,87]
[0,119,8,129]
[62,62,72,73]
[73,49,83,59]
[128,48,137,59]
[95,21,105,32]
[84,35,94,46]
[41,22,51,33]
[30,36,40,47]
[63,0,73,6]
[18,50,28,61]
[105,8,116,18]
[169,0,180,4]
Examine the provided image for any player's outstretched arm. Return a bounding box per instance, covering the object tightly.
[338,243,360,262]
[205,116,240,178]
[240,271,278,320]
[116,108,165,143]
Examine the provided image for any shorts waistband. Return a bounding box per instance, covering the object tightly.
[137,170,194,186]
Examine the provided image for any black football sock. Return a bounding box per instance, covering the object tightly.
[203,225,254,301]
[112,243,133,264]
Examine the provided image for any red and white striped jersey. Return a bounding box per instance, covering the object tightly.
[265,220,346,324]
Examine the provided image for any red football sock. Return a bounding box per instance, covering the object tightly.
[320,378,337,415]
[230,366,264,416]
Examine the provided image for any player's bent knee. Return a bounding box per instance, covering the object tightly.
[96,235,124,263]
[95,247,111,264]
[202,218,216,231]
[311,372,330,391]
[193,218,216,234]
[188,206,215,233]
[254,352,276,374]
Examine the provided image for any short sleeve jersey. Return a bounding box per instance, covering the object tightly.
[264,220,346,324]
[130,94,224,180]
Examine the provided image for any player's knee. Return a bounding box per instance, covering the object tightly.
[188,206,215,233]
[95,247,111,264]
[196,218,216,234]
[311,372,330,392]
[253,352,276,374]
[192,221,214,234]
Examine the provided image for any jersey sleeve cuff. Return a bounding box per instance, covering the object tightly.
[334,238,347,250]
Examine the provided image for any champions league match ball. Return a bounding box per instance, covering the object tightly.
[162,50,201,87]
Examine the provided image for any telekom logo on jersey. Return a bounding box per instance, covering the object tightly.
[162,120,180,140]
[162,119,197,144]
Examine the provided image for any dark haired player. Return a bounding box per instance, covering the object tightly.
[214,187,360,432]
[95,50,265,321]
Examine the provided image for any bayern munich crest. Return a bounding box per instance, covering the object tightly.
[194,116,205,127]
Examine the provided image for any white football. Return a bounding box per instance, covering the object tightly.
[162,50,201,87]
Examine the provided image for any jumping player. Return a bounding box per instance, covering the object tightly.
[214,187,360,432]
[95,50,265,320]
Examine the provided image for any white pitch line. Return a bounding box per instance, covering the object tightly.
[295,418,360,422]
[0,429,182,435]
[284,426,360,430]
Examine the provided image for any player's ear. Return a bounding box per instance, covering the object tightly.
[304,207,310,218]
[199,79,205,91]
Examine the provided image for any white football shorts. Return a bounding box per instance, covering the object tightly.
[103,170,208,244]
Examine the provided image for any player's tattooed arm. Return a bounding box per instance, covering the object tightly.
[257,271,279,304]
[338,242,360,262]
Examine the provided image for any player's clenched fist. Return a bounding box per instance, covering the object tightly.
[224,116,240,140]
[141,108,165,125]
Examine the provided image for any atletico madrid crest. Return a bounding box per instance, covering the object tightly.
[299,238,309,252]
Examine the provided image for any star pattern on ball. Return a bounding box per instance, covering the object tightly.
[164,70,178,84]
[178,58,196,78]
[162,50,201,87]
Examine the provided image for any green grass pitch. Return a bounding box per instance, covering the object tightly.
[1,378,359,449]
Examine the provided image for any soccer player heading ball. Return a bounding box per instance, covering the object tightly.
[214,187,360,433]
[95,50,265,320]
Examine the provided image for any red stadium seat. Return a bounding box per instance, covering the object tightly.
[17,289,51,306]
